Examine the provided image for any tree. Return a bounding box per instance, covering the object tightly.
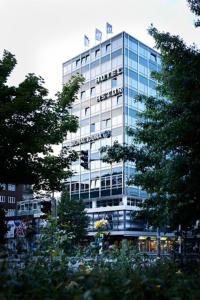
[0,208,7,245]
[0,50,84,191]
[188,0,200,27]
[57,190,89,246]
[101,5,200,230]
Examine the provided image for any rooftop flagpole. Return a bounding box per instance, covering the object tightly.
[84,35,90,50]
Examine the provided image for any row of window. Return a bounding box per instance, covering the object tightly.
[127,198,143,206]
[125,76,156,97]
[70,114,122,140]
[0,196,16,203]
[96,198,122,207]
[72,188,123,201]
[71,138,122,159]
[17,202,38,211]
[72,159,114,173]
[76,116,122,138]
[70,174,122,192]
[0,196,6,202]
[88,210,127,231]
[75,96,122,120]
[125,57,159,79]
[125,47,159,65]
[125,35,160,64]
[79,56,123,83]
[63,35,123,75]
[64,34,160,78]
[70,166,122,181]
[0,183,16,191]
[5,209,16,217]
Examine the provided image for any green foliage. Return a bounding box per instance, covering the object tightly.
[0,208,7,246]
[57,190,89,250]
[0,50,84,191]
[37,216,73,257]
[101,13,200,230]
[187,0,200,26]
[1,248,200,299]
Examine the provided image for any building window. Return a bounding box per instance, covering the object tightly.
[112,174,122,187]
[91,160,100,170]
[84,71,90,81]
[117,95,122,105]
[112,77,117,88]
[8,196,16,203]
[72,61,76,70]
[86,55,90,63]
[76,59,80,67]
[102,118,111,129]
[139,45,148,59]
[95,49,100,57]
[90,140,100,151]
[91,103,100,115]
[112,56,122,68]
[81,91,86,100]
[139,82,148,95]
[113,95,122,107]
[81,125,90,136]
[8,184,16,191]
[101,80,111,92]
[150,53,157,62]
[63,63,71,75]
[101,176,111,189]
[112,37,122,50]
[90,123,95,133]
[139,64,148,77]
[97,198,120,207]
[85,107,90,116]
[0,196,6,202]
[91,178,100,189]
[106,43,111,52]
[112,115,122,126]
[81,57,86,65]
[102,99,111,111]
[129,37,138,53]
[101,61,111,73]
[6,209,15,217]
[85,201,92,208]
[90,142,95,150]
[127,198,142,206]
[91,87,95,96]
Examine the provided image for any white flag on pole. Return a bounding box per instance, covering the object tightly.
[84,35,90,47]
[106,22,113,34]
[95,28,102,42]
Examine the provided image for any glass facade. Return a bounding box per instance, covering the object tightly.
[63,32,161,235]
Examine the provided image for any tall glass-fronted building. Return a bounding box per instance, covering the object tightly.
[62,32,161,237]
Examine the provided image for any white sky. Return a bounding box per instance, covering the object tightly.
[0,0,199,98]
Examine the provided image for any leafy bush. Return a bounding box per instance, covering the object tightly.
[1,246,200,299]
